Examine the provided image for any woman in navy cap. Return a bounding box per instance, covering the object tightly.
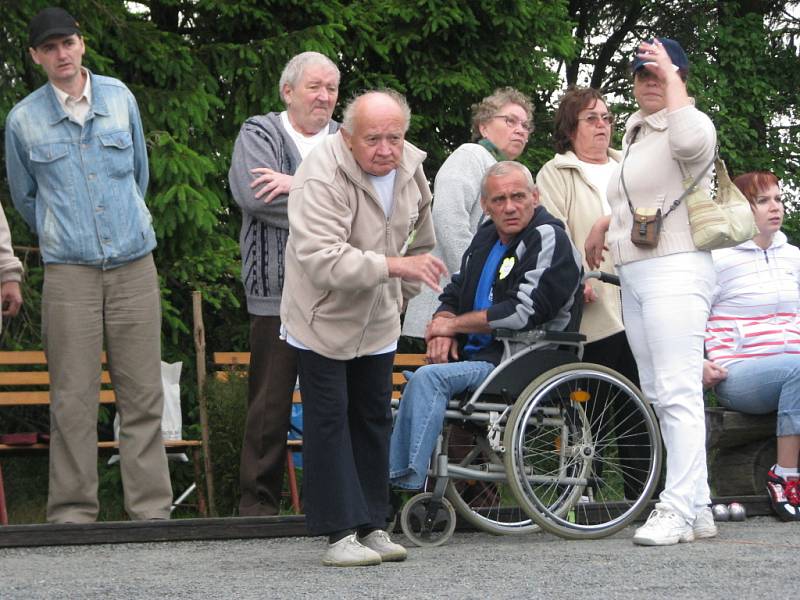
[585,38,718,546]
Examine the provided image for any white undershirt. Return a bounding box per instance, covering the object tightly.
[280,111,330,159]
[577,158,618,216]
[368,171,397,218]
[51,68,92,126]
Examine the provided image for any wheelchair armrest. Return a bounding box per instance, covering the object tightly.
[494,329,586,344]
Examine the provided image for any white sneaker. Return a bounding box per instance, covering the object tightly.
[358,530,408,562]
[322,534,382,567]
[692,506,718,539]
[633,505,694,546]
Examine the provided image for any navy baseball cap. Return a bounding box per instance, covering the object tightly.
[632,38,689,73]
[29,7,80,48]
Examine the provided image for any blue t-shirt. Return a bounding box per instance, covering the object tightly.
[463,239,507,357]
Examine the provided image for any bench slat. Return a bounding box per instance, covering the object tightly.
[0,390,116,406]
[0,351,108,365]
[0,372,112,385]
[0,439,202,452]
[213,352,427,368]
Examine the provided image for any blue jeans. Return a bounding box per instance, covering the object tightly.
[389,360,494,490]
[715,354,800,437]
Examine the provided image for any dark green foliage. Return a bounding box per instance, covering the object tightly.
[204,374,248,516]
[204,374,301,515]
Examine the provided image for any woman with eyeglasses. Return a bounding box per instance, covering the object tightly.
[703,172,800,522]
[403,87,533,338]
[585,38,718,547]
[537,87,649,501]
[537,87,637,382]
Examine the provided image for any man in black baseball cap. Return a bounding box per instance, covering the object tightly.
[5,7,173,524]
[28,7,80,48]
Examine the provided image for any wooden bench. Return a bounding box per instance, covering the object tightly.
[212,352,427,514]
[704,406,775,496]
[0,351,208,525]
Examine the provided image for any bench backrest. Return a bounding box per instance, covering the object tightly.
[212,352,426,400]
[0,351,114,406]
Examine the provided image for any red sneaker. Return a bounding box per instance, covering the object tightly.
[766,469,800,522]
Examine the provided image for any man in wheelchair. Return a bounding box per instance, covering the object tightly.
[390,160,583,490]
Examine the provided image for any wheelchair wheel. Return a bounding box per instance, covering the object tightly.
[504,363,662,540]
[442,423,540,535]
[400,492,457,547]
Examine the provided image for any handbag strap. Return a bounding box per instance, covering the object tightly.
[620,126,640,216]
[621,123,716,217]
[675,152,717,213]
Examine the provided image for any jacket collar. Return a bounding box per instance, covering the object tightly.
[44,69,110,126]
[626,98,699,142]
[736,230,787,251]
[552,148,622,169]
[472,205,562,251]
[330,131,427,190]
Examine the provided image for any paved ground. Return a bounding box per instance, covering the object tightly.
[0,516,796,599]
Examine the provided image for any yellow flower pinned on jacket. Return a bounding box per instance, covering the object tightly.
[498,256,515,280]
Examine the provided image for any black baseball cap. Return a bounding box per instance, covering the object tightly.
[28,7,80,48]
[632,38,690,73]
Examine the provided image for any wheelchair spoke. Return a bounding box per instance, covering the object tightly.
[504,364,662,539]
[443,423,539,535]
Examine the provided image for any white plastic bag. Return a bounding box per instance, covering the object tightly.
[114,361,183,441]
[160,361,183,441]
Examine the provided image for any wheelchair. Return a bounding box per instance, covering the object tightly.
[393,272,663,546]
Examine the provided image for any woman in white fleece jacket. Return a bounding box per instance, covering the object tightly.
[585,38,717,547]
[703,171,800,521]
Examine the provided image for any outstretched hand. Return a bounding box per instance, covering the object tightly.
[386,254,448,292]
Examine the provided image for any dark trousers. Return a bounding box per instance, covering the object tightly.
[239,316,297,516]
[583,331,652,499]
[297,349,394,536]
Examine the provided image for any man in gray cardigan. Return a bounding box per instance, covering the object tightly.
[228,51,340,516]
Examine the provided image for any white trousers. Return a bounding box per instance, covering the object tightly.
[618,251,715,522]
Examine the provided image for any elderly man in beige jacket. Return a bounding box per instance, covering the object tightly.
[281,89,445,567]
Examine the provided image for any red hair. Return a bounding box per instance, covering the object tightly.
[732,171,780,207]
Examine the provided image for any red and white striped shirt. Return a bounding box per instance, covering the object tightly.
[706,232,800,367]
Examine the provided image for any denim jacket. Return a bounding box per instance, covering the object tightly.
[5,71,155,268]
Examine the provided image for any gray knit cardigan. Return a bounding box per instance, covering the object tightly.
[228,112,340,315]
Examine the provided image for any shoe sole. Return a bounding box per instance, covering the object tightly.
[374,551,407,562]
[633,532,694,546]
[693,526,718,539]
[322,557,382,567]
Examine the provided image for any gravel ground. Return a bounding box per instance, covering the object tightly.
[0,516,796,599]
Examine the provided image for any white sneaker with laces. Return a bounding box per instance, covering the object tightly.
[692,506,718,539]
[359,530,408,562]
[633,505,694,546]
[322,534,382,567]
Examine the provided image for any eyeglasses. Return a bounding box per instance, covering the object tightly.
[577,113,615,126]
[490,114,533,132]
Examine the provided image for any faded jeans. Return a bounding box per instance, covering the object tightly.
[715,354,800,437]
[389,360,494,490]
[618,251,715,523]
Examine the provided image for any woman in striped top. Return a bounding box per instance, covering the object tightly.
[703,171,800,521]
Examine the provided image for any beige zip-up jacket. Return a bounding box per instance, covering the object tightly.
[0,205,23,334]
[607,104,716,266]
[537,149,623,343]
[280,132,436,360]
